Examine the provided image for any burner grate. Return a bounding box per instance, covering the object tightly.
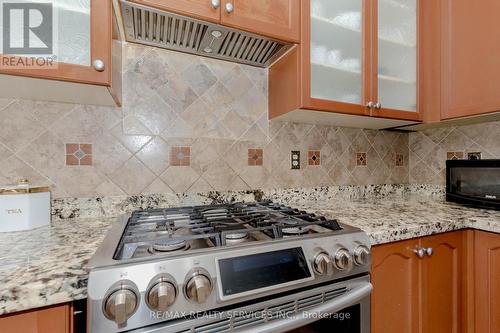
[113,202,342,260]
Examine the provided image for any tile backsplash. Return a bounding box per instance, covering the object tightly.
[0,43,409,198]
[409,121,500,185]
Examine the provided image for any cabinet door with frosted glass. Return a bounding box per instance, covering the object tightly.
[372,0,420,119]
[0,0,111,86]
[304,0,368,116]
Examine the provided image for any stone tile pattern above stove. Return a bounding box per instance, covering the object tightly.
[170,146,191,166]
[308,150,321,166]
[409,121,500,185]
[66,143,92,166]
[248,148,263,166]
[0,43,409,198]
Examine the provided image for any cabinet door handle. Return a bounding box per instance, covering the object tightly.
[93,59,105,72]
[426,247,433,257]
[414,248,425,258]
[225,2,234,13]
[211,0,220,9]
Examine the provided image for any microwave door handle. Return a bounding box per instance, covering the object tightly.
[233,281,373,333]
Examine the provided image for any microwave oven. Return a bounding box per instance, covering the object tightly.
[446,159,500,210]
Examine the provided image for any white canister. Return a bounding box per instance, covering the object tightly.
[0,180,51,232]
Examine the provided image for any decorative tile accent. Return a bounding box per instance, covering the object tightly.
[0,44,429,198]
[170,146,191,166]
[308,150,321,166]
[248,148,263,166]
[410,123,500,185]
[291,151,300,170]
[66,143,92,166]
[396,153,404,167]
[446,151,464,160]
[467,152,482,160]
[356,152,367,166]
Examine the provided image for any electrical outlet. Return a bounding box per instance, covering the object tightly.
[291,151,300,169]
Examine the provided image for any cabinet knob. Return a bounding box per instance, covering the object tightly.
[211,0,220,9]
[414,247,425,258]
[93,59,105,72]
[366,101,374,109]
[225,2,234,13]
[426,247,433,257]
[374,102,382,109]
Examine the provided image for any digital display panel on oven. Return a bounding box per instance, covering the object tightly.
[218,247,311,296]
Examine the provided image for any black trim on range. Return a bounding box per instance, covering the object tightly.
[219,247,311,296]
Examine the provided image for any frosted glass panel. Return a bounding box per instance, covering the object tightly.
[310,0,363,104]
[377,0,417,111]
[56,0,91,66]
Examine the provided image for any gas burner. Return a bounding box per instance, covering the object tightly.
[282,225,312,235]
[225,231,248,240]
[113,202,343,260]
[224,231,249,244]
[149,239,190,253]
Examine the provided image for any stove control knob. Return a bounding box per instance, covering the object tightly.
[333,248,353,272]
[353,245,370,266]
[313,251,334,275]
[146,276,177,311]
[185,269,212,304]
[103,281,139,326]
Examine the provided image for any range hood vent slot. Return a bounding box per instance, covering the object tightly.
[120,1,291,67]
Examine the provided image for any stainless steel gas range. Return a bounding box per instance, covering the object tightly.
[87,202,372,333]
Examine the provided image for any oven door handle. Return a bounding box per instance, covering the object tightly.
[233,281,372,333]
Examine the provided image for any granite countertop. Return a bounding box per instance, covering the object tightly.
[0,217,113,315]
[299,197,500,245]
[0,196,499,316]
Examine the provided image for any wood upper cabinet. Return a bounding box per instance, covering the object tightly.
[440,0,500,120]
[0,304,71,333]
[0,0,121,106]
[129,0,220,23]
[131,0,299,42]
[474,230,500,333]
[372,231,466,333]
[269,0,423,126]
[372,238,420,333]
[220,0,300,43]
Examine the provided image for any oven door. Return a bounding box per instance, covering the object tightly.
[132,275,371,333]
[233,285,370,333]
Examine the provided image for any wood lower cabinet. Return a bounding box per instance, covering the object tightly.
[421,232,465,333]
[372,231,466,333]
[371,239,420,333]
[0,304,71,333]
[474,230,500,333]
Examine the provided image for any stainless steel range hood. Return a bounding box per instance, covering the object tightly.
[119,1,293,68]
